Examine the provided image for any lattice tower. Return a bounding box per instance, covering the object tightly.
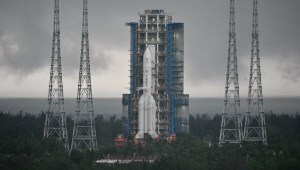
[219,0,243,145]
[71,0,98,151]
[44,0,69,150]
[243,0,267,144]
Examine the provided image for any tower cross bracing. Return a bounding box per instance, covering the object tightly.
[43,0,69,150]
[219,0,243,145]
[243,0,267,144]
[71,0,98,151]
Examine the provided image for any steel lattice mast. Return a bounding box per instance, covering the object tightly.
[71,0,98,151]
[243,0,267,144]
[44,0,69,150]
[219,0,243,145]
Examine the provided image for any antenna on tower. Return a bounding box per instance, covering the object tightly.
[44,0,69,150]
[219,0,243,145]
[71,0,98,151]
[243,0,267,145]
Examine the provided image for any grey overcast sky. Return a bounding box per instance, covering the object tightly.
[0,0,299,98]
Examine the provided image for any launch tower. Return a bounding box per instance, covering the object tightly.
[122,10,189,140]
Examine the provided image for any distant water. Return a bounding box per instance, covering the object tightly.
[189,98,300,116]
[0,98,122,118]
[0,98,299,117]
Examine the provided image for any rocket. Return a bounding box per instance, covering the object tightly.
[135,46,159,140]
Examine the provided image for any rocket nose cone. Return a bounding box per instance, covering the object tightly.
[143,47,152,61]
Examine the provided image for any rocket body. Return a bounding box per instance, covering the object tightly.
[135,46,159,140]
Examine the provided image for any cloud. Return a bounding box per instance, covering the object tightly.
[60,36,112,76]
[0,30,19,69]
[277,55,300,83]
[0,0,300,97]
[0,0,51,76]
[0,0,115,79]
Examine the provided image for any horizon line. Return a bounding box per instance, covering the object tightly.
[1,96,300,99]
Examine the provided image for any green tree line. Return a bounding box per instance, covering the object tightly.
[0,111,299,169]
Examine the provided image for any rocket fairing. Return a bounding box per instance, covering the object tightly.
[135,46,159,140]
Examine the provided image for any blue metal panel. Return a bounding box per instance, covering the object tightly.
[122,115,128,135]
[122,93,129,135]
[126,22,137,137]
[174,117,182,133]
[167,23,175,135]
[122,94,129,105]
[167,23,186,135]
[174,98,189,106]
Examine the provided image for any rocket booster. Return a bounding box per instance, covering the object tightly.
[135,46,159,140]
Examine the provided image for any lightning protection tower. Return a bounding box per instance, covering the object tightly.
[71,0,98,151]
[44,0,69,150]
[243,0,267,144]
[219,0,243,145]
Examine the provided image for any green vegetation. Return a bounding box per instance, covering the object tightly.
[0,112,299,169]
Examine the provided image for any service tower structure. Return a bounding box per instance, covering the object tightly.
[71,0,98,151]
[44,0,69,150]
[243,0,267,144]
[219,0,243,145]
[122,9,189,140]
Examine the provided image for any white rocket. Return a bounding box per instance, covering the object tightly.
[135,46,159,140]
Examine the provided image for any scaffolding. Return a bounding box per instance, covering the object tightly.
[167,23,175,135]
[123,10,189,140]
[124,22,138,138]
